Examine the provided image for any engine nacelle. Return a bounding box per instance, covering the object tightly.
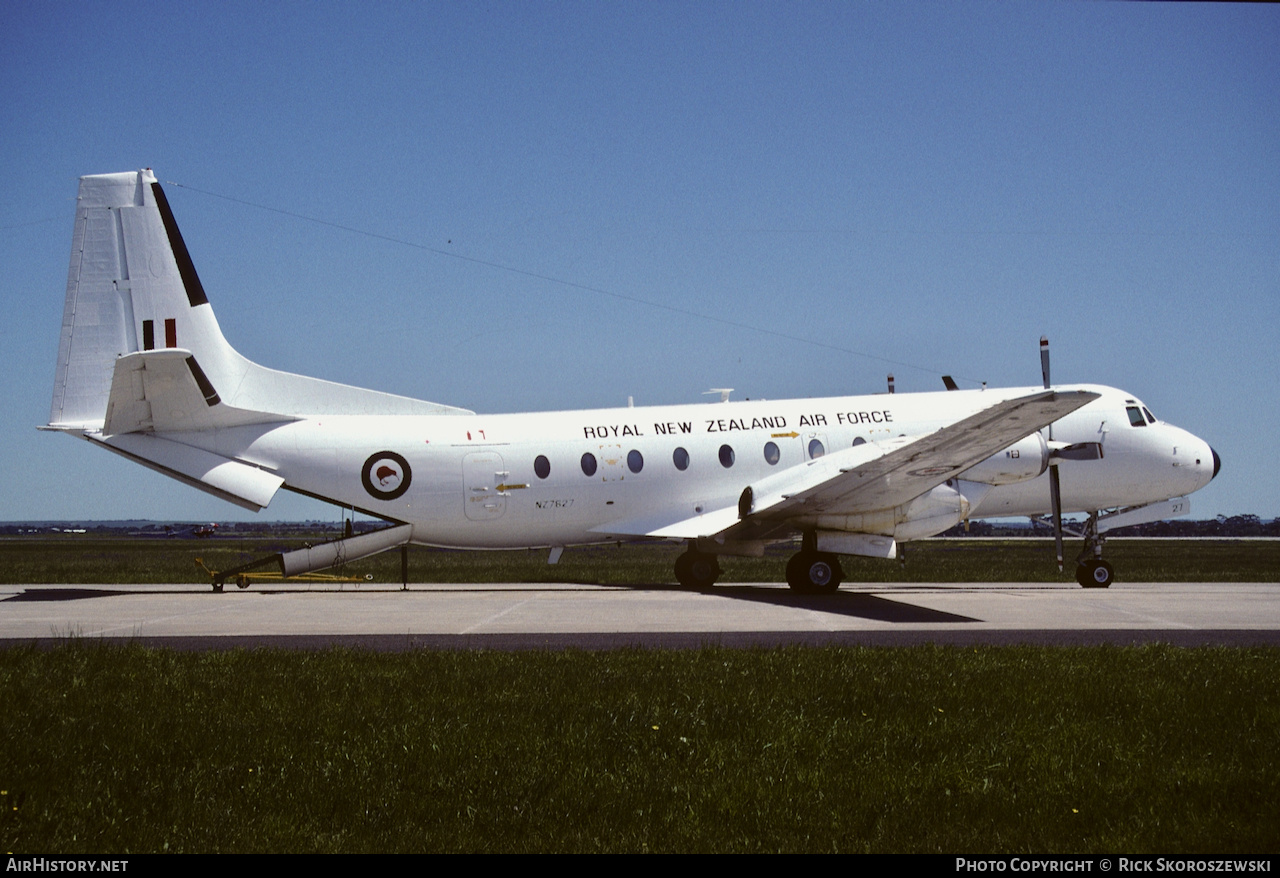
[957,432,1049,486]
[806,481,969,543]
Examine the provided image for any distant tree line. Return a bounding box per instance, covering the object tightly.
[0,520,384,537]
[4,517,1278,538]
[941,515,1280,538]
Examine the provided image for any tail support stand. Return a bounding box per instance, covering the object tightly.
[197,554,282,593]
[199,524,414,592]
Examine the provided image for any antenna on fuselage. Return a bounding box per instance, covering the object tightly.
[704,388,733,403]
[887,374,895,394]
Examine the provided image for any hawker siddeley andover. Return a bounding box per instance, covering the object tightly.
[43,170,1220,591]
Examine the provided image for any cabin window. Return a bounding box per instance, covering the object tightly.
[673,447,689,471]
[534,455,550,479]
[808,438,826,459]
[1126,407,1147,427]
[581,452,598,476]
[852,437,866,446]
[763,441,780,465]
[627,450,644,473]
[719,444,735,468]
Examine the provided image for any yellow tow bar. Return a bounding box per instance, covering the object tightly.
[196,557,374,592]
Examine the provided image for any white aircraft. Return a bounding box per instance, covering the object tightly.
[43,170,1220,591]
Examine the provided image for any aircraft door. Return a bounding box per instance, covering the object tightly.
[463,451,508,521]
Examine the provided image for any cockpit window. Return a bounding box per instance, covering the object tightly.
[1143,407,1157,424]
[1126,406,1147,427]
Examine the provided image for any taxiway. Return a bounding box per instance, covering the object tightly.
[2,581,1278,650]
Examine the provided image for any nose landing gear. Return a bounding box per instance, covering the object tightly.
[1076,558,1114,588]
[1074,512,1114,588]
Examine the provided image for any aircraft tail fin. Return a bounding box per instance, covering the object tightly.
[49,169,471,433]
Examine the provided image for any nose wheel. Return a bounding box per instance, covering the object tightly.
[1074,512,1114,588]
[1076,559,1114,588]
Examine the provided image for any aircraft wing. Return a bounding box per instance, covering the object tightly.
[600,389,1099,543]
[753,389,1099,518]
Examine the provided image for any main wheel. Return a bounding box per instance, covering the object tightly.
[786,551,844,594]
[1076,560,1114,588]
[674,550,721,589]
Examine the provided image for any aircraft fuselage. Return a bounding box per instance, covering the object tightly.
[166,382,1216,550]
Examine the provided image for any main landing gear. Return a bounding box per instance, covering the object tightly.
[674,532,847,594]
[785,551,844,594]
[785,531,844,594]
[1073,512,1114,588]
[674,547,721,589]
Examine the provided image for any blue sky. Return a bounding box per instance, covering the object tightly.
[2,1,1276,521]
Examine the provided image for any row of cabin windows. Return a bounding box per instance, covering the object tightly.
[530,436,871,480]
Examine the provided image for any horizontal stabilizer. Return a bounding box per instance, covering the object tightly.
[90,432,284,511]
[103,349,294,434]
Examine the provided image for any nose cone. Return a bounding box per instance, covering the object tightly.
[1187,435,1219,494]
[1171,427,1218,495]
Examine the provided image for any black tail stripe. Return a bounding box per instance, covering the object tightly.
[151,181,209,308]
[185,356,221,406]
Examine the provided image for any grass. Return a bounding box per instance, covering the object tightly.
[1,644,1278,853]
[2,539,1276,852]
[1,535,1278,585]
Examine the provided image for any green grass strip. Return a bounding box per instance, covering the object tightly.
[2,644,1277,852]
[2,536,1278,584]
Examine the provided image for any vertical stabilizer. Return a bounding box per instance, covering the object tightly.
[50,171,153,428]
[48,169,472,430]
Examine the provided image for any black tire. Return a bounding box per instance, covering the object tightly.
[675,550,721,589]
[786,551,844,594]
[1076,560,1114,588]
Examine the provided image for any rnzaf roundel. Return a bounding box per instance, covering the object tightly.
[361,451,412,500]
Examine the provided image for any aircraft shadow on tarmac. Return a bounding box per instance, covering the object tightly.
[649,583,979,624]
[5,588,176,602]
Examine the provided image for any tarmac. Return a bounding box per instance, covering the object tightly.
[2,580,1279,650]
